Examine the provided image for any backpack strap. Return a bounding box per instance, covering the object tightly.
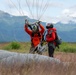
[48,30,53,34]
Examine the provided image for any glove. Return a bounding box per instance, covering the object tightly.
[37,21,41,25]
[25,19,29,24]
[25,20,29,27]
[35,21,41,26]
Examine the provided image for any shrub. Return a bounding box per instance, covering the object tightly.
[4,42,21,50]
[10,42,21,49]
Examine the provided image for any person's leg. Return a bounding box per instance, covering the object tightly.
[29,46,36,54]
[48,46,54,57]
[36,46,42,55]
[36,50,42,55]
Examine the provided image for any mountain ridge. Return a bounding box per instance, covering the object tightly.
[0,10,76,42]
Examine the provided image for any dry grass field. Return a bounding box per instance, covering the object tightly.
[0,42,76,75]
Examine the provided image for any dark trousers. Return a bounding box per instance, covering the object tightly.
[48,46,55,57]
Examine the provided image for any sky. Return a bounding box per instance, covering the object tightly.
[0,0,76,23]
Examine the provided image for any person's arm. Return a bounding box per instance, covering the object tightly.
[46,32,56,42]
[39,24,45,34]
[24,24,32,35]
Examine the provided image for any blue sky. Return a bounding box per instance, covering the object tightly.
[0,0,76,23]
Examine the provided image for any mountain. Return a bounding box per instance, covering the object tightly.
[54,21,76,31]
[54,22,76,42]
[0,10,76,42]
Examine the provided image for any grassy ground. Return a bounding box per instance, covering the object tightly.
[0,42,76,75]
[0,41,76,61]
[0,42,30,53]
[56,42,76,53]
[0,42,76,53]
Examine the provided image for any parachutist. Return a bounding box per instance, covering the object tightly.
[24,21,45,54]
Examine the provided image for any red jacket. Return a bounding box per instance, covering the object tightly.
[24,24,45,47]
[46,28,56,45]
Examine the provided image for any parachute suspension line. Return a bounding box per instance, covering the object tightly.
[7,0,25,41]
[17,0,25,16]
[38,0,49,20]
[8,0,25,41]
[36,0,39,20]
[32,0,35,19]
[7,0,12,15]
[24,0,50,21]
[38,0,44,20]
[9,0,23,16]
[25,0,34,19]
[0,0,14,24]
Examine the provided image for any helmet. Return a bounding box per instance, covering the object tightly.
[46,23,53,29]
[32,25,38,32]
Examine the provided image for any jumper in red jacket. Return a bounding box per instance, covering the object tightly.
[46,28,56,45]
[24,24,45,47]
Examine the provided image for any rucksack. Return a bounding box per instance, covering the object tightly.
[55,32,62,48]
[46,29,62,48]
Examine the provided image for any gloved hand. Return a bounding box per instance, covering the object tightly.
[25,19,29,24]
[37,21,41,25]
[35,21,41,26]
[25,19,29,27]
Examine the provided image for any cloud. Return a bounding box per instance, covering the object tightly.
[4,0,29,16]
[43,7,76,24]
[48,2,64,8]
[62,8,76,17]
[9,9,29,16]
[1,0,76,24]
[61,6,76,22]
[50,5,76,24]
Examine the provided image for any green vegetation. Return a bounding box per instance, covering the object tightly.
[0,42,30,53]
[56,42,76,53]
[3,42,21,50]
[0,42,76,53]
